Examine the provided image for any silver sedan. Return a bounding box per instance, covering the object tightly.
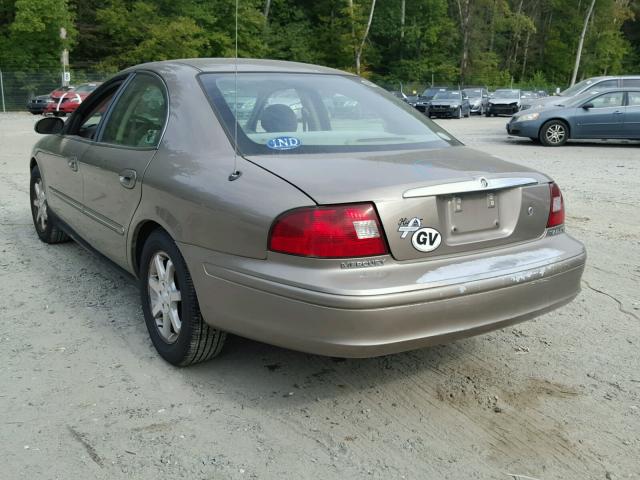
[29,59,586,365]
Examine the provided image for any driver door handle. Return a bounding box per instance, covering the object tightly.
[119,169,137,189]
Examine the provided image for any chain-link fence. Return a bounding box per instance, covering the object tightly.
[0,70,110,112]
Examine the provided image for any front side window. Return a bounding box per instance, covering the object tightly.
[74,88,120,140]
[200,73,455,155]
[100,73,168,148]
[589,92,624,108]
[622,79,640,88]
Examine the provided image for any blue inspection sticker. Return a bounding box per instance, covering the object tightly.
[266,136,302,150]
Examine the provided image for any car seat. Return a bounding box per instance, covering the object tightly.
[260,104,298,133]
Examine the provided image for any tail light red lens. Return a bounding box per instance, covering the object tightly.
[269,203,388,258]
[547,182,565,227]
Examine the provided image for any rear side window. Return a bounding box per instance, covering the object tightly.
[628,92,640,106]
[622,79,640,87]
[100,73,167,148]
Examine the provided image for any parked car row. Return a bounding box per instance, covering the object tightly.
[396,86,547,119]
[26,83,102,116]
[392,75,640,129]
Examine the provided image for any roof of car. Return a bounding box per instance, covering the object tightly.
[127,58,351,75]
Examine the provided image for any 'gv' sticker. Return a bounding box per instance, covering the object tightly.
[411,227,441,252]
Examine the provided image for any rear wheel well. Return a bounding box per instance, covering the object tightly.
[133,221,166,276]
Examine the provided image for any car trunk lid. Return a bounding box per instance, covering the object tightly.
[247,146,552,261]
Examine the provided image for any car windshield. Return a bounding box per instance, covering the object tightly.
[463,89,482,98]
[493,90,520,98]
[433,91,461,100]
[200,73,455,155]
[560,78,597,97]
[421,88,446,98]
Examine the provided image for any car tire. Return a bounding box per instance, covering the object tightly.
[30,165,70,244]
[464,109,470,118]
[485,111,491,118]
[456,107,462,119]
[539,120,569,147]
[140,229,226,366]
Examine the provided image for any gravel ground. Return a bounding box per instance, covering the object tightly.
[1,112,639,480]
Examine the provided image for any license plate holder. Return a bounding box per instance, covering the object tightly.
[446,192,500,234]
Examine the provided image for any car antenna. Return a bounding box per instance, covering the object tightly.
[228,0,242,181]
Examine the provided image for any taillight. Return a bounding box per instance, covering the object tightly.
[269,203,388,258]
[547,182,565,227]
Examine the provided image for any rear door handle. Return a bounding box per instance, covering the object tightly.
[613,111,624,115]
[67,157,78,172]
[119,169,137,189]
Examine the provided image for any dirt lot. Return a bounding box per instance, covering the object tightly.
[1,112,638,480]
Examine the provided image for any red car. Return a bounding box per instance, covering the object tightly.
[45,83,101,116]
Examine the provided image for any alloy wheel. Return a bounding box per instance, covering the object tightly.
[545,123,566,145]
[148,251,183,343]
[32,179,48,231]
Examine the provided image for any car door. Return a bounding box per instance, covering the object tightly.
[40,85,122,230]
[624,91,640,139]
[78,72,168,268]
[572,91,625,139]
[37,136,89,229]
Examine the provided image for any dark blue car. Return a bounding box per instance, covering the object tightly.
[507,88,640,146]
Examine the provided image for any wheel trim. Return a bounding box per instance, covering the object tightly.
[33,179,48,231]
[545,124,566,144]
[148,251,182,343]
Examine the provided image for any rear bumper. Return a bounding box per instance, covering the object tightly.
[181,233,586,357]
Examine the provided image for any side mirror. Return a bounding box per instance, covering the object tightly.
[35,117,64,134]
[582,102,594,110]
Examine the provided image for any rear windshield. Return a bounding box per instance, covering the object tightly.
[199,73,456,155]
[464,89,482,97]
